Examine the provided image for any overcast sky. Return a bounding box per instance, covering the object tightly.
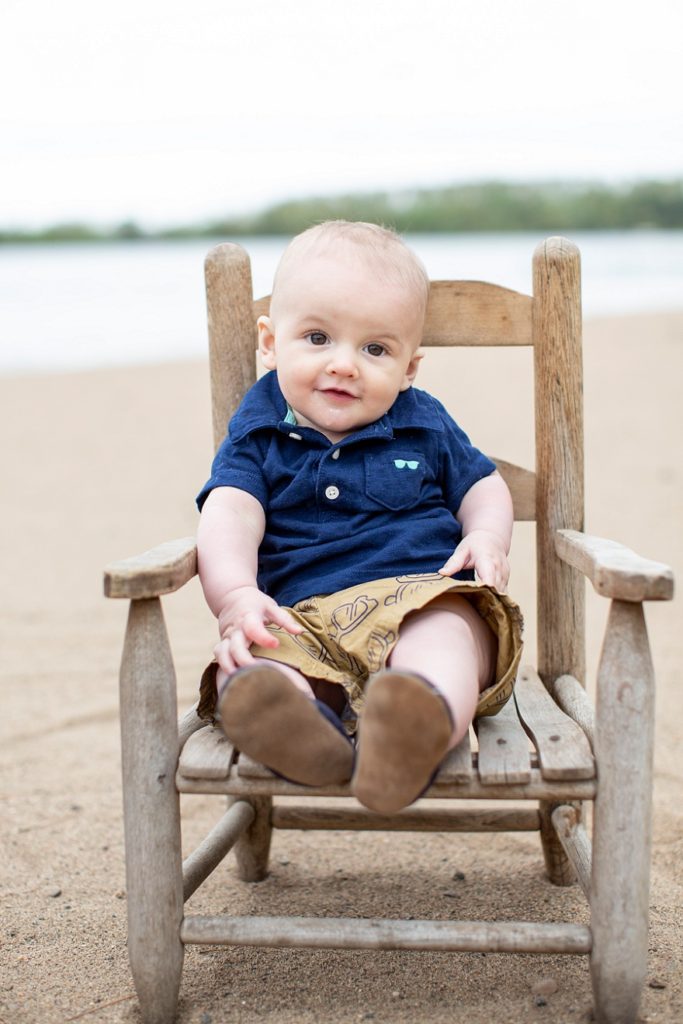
[3,0,682,229]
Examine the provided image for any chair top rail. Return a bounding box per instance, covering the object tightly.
[253,279,533,348]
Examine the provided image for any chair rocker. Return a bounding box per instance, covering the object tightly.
[104,236,674,1024]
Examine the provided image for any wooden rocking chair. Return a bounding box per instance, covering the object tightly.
[104,237,674,1024]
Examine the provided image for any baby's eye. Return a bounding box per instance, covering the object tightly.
[306,331,329,346]
[365,342,386,357]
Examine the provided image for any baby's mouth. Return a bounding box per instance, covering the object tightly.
[321,387,357,401]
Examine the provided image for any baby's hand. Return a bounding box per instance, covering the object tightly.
[438,530,510,592]
[214,586,302,674]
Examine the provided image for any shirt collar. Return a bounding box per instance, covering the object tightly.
[228,371,442,444]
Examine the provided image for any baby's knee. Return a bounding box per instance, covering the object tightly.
[421,595,498,687]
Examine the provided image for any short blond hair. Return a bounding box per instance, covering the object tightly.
[270,220,430,321]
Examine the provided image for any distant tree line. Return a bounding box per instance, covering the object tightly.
[3,179,683,243]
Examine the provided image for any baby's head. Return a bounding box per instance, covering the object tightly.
[270,220,430,325]
[259,221,430,443]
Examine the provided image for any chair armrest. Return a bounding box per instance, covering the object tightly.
[554,529,674,602]
[104,536,198,599]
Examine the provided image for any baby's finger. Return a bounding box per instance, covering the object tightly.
[213,639,239,674]
[227,630,258,667]
[268,604,303,635]
[482,559,510,592]
[241,612,280,649]
[438,546,468,577]
[474,556,497,587]
[497,565,510,594]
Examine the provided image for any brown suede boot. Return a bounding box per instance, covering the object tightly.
[352,670,453,814]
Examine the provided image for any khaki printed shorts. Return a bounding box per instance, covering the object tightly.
[198,573,523,727]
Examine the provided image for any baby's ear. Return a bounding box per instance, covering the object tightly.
[257,316,277,370]
[400,347,424,391]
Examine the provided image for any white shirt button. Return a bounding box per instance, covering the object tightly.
[325,485,340,500]
[331,449,341,460]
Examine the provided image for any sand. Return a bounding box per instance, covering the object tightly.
[1,311,682,1023]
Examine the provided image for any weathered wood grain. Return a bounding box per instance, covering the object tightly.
[533,237,585,688]
[271,804,540,832]
[433,729,473,783]
[175,770,597,802]
[554,674,595,750]
[178,724,235,780]
[591,600,655,1023]
[206,244,258,451]
[178,703,206,751]
[230,795,273,881]
[555,529,674,602]
[476,692,532,785]
[119,599,184,1024]
[183,801,255,901]
[552,805,592,899]
[104,536,197,599]
[181,915,591,954]
[492,458,536,521]
[514,667,595,780]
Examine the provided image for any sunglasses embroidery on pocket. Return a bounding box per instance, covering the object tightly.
[393,459,420,470]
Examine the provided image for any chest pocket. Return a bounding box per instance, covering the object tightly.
[364,451,426,511]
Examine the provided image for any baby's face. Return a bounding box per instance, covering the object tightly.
[258,247,424,443]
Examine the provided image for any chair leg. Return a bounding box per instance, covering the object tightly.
[120,598,184,1024]
[539,800,578,886]
[590,601,655,1024]
[230,795,273,881]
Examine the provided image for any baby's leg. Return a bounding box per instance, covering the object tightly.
[388,594,496,748]
[353,596,496,813]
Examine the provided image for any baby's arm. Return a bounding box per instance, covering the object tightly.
[197,486,302,673]
[439,471,513,591]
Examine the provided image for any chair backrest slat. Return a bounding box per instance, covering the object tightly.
[253,280,532,348]
[492,458,536,521]
[424,281,532,347]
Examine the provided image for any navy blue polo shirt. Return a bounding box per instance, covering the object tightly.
[197,371,496,608]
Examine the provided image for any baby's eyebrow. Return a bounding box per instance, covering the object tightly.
[296,316,333,331]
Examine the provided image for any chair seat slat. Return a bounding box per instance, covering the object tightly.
[514,667,595,780]
[178,724,235,779]
[476,697,532,784]
[180,676,593,787]
[434,728,473,784]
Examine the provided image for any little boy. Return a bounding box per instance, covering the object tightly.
[196,221,522,814]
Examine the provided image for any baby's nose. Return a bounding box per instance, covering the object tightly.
[327,347,359,376]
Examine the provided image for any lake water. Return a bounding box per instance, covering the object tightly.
[2,231,682,375]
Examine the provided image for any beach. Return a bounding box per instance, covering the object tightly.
[1,310,681,1023]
